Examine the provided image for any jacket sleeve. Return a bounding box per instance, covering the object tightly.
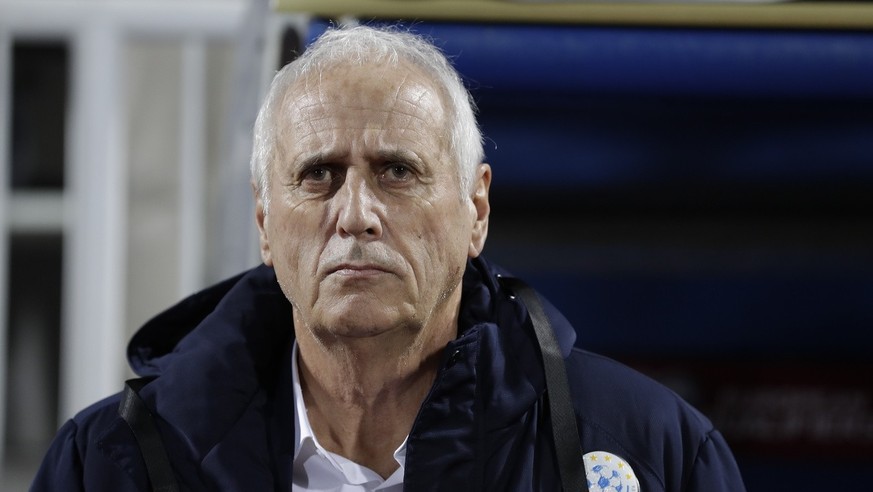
[30,420,85,492]
[685,429,746,492]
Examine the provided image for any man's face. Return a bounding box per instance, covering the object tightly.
[256,61,490,342]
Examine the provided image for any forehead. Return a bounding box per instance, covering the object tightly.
[279,61,449,150]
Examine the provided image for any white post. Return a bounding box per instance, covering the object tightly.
[60,23,128,420]
[0,29,12,474]
[178,37,207,296]
[213,0,271,283]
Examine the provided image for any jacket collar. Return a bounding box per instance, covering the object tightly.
[463,256,577,426]
[134,265,294,463]
[125,257,577,468]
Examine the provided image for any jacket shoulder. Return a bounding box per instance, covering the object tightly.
[64,392,128,455]
[565,349,744,491]
[32,392,147,491]
[566,349,713,431]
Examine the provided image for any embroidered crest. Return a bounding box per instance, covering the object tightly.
[583,451,641,492]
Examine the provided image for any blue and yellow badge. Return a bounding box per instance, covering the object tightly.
[583,451,641,492]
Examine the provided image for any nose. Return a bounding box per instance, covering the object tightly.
[334,173,383,239]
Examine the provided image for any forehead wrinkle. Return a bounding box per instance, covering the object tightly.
[395,76,445,125]
[290,114,326,149]
[293,105,435,138]
[390,70,412,103]
[384,84,445,133]
[281,63,450,165]
[283,91,326,142]
[288,69,444,125]
[392,80,449,157]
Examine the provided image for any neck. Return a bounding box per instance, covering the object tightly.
[293,294,460,478]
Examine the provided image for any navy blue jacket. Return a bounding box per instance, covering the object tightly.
[33,257,745,491]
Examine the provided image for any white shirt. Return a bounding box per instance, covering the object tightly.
[291,343,406,492]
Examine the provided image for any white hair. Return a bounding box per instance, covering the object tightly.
[250,25,484,213]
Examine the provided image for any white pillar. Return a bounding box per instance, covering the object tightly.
[178,38,207,296]
[213,0,271,282]
[0,29,12,472]
[60,23,128,420]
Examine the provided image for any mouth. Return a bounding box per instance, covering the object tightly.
[325,263,393,277]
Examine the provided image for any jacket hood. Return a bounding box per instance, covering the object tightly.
[126,265,289,376]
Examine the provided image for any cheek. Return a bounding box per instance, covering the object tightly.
[268,224,303,295]
[414,207,471,272]
[266,205,326,296]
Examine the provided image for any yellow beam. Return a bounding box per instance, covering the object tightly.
[275,0,873,30]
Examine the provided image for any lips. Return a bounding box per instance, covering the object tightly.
[325,263,393,277]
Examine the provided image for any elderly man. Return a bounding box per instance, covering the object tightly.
[33,26,745,491]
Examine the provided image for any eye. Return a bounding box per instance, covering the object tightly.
[381,164,414,184]
[299,165,340,193]
[303,166,331,182]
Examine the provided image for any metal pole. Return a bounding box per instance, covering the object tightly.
[0,28,12,478]
[178,38,208,296]
[213,0,272,283]
[60,23,129,420]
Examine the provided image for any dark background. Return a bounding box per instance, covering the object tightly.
[306,20,873,490]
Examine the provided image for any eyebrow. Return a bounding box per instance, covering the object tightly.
[376,149,426,169]
[294,151,345,170]
[291,148,429,175]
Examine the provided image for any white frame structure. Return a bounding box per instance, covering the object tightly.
[0,0,263,474]
[0,25,11,482]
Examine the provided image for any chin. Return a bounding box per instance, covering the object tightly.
[317,307,408,338]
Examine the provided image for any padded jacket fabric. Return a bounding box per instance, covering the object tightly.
[32,257,745,491]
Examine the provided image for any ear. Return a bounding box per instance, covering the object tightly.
[468,164,491,258]
[253,181,273,266]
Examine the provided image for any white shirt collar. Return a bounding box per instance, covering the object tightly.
[292,342,406,489]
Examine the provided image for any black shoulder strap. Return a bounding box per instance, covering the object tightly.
[500,276,587,492]
[118,378,181,492]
